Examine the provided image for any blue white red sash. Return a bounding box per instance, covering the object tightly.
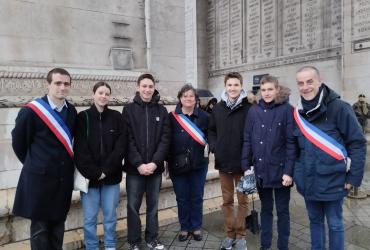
[26,98,73,158]
[172,111,206,146]
[293,107,347,161]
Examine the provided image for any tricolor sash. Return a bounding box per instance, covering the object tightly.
[172,111,206,146]
[293,107,347,161]
[26,98,73,158]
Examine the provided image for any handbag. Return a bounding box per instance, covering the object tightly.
[245,196,260,234]
[73,168,89,193]
[172,151,191,174]
[73,111,90,193]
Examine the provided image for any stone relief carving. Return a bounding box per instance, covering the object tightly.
[0,71,176,107]
[207,0,342,76]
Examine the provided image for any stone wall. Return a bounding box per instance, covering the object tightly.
[0,0,187,245]
[201,0,370,105]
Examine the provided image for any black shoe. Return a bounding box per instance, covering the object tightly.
[178,232,189,242]
[192,231,202,241]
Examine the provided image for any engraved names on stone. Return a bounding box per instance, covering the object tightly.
[207,0,217,70]
[261,0,277,59]
[207,0,342,71]
[217,0,231,67]
[329,0,342,47]
[282,0,301,55]
[301,0,322,50]
[352,0,370,39]
[229,0,243,65]
[246,0,261,62]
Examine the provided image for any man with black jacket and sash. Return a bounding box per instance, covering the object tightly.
[12,68,77,250]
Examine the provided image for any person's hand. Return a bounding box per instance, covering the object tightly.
[147,162,157,174]
[282,174,293,186]
[244,169,253,176]
[138,164,150,175]
[344,183,353,190]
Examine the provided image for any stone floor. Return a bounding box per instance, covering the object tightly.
[94,138,370,250]
[100,168,370,250]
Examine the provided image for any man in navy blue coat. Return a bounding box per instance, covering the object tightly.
[293,66,366,250]
[12,68,77,250]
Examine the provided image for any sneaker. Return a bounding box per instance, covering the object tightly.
[146,239,165,250]
[234,238,247,250]
[220,237,235,250]
[128,243,140,250]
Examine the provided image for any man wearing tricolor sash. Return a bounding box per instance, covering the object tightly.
[293,66,366,250]
[12,68,77,250]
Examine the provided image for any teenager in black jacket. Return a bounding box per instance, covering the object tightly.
[208,72,252,250]
[122,73,170,250]
[74,82,126,250]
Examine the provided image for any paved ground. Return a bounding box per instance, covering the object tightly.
[98,142,370,250]
[105,169,370,250]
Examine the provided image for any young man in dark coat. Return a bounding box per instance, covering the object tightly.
[242,75,295,250]
[293,66,366,250]
[11,68,77,250]
[208,72,252,250]
[122,73,170,250]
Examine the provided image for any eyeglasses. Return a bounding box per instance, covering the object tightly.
[359,94,365,98]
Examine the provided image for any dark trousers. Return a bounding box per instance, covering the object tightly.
[126,173,162,244]
[30,220,65,250]
[258,187,290,250]
[170,166,208,232]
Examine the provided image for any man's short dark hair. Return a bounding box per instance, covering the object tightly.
[46,68,71,84]
[224,72,243,86]
[137,73,155,86]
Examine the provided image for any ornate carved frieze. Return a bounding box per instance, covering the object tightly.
[0,71,177,107]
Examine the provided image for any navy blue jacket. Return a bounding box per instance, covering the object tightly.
[241,89,295,188]
[12,95,77,221]
[168,104,209,174]
[293,84,366,201]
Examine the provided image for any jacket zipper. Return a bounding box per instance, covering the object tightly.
[99,113,103,155]
[145,104,149,162]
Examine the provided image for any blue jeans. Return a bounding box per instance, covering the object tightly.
[258,187,290,250]
[126,173,162,244]
[305,199,344,250]
[81,184,120,250]
[170,166,208,232]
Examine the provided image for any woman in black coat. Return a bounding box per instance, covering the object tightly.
[241,75,295,250]
[168,84,209,242]
[74,82,126,250]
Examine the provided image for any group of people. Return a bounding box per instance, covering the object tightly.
[11,65,366,250]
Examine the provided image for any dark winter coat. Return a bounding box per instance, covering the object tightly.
[168,104,209,174]
[123,91,171,175]
[12,95,77,221]
[293,84,366,201]
[74,104,126,187]
[241,87,295,188]
[208,97,252,174]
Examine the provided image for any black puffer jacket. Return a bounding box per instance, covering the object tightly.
[123,91,171,175]
[74,104,127,187]
[208,97,252,174]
